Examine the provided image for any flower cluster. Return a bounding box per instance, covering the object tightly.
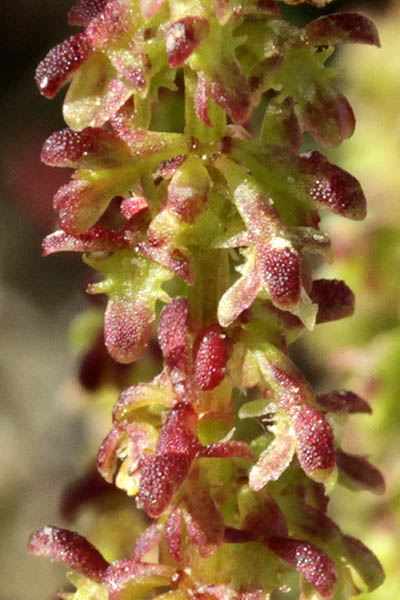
[30,1,384,598]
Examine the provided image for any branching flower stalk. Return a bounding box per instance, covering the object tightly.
[28,1,385,598]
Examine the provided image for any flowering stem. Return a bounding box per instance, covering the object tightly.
[29,2,385,599]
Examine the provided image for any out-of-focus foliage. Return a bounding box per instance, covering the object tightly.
[303,4,400,598]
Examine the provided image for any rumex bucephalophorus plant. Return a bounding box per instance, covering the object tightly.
[28,1,386,598]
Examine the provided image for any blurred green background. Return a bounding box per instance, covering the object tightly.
[0,1,397,599]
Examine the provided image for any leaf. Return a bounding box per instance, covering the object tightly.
[267,537,337,598]
[41,127,131,169]
[182,471,225,557]
[42,227,132,255]
[300,90,355,148]
[157,298,190,372]
[304,14,380,48]
[194,325,229,391]
[132,524,163,561]
[311,279,354,324]
[316,390,371,415]
[97,423,157,489]
[86,0,133,49]
[215,158,304,316]
[166,17,210,68]
[260,97,301,150]
[342,535,385,592]
[105,560,175,600]
[336,449,385,495]
[208,58,252,125]
[53,179,117,235]
[167,155,210,224]
[36,33,93,99]
[87,251,172,363]
[217,247,261,327]
[138,454,192,518]
[252,343,336,484]
[27,527,109,582]
[69,0,108,27]
[112,372,174,426]
[239,486,288,540]
[64,54,132,130]
[166,506,184,561]
[249,418,296,490]
[301,151,366,220]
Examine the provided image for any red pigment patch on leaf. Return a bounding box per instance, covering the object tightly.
[109,50,151,91]
[194,326,229,390]
[167,170,209,224]
[166,17,210,68]
[86,0,132,48]
[156,402,200,456]
[259,244,301,309]
[336,449,385,494]
[156,155,186,180]
[303,151,366,219]
[137,403,198,517]
[300,90,355,148]
[132,524,163,561]
[41,127,127,168]
[97,427,123,482]
[166,507,183,561]
[209,63,252,125]
[311,278,354,324]
[53,179,110,235]
[120,195,148,219]
[267,537,337,597]
[27,527,109,582]
[243,490,288,540]
[42,128,99,166]
[138,454,192,518]
[194,72,211,126]
[36,33,92,99]
[183,493,225,557]
[304,13,380,48]
[104,560,174,600]
[138,402,252,517]
[69,0,108,27]
[140,243,195,284]
[317,390,371,414]
[262,97,301,150]
[93,78,133,127]
[198,441,254,460]
[157,298,189,371]
[267,364,335,480]
[104,298,153,363]
[292,405,335,478]
[42,227,131,255]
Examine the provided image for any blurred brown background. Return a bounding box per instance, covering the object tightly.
[0,1,394,599]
